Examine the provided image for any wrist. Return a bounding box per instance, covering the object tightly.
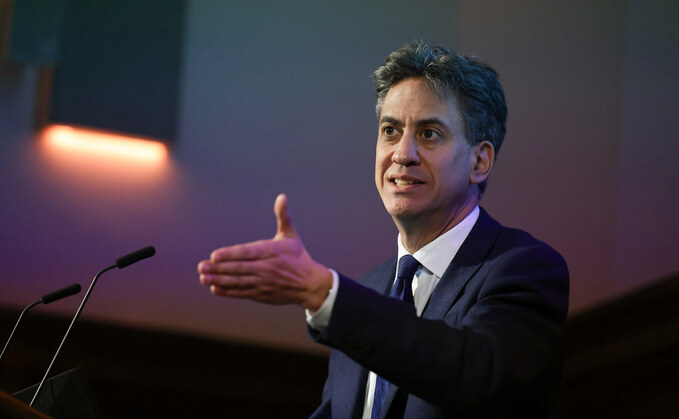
[304,266,333,311]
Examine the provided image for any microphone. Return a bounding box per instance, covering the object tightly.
[41,284,82,305]
[29,246,156,406]
[0,284,82,363]
[115,246,156,269]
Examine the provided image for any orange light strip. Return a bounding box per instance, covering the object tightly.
[42,125,169,163]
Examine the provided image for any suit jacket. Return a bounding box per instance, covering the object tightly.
[308,208,569,418]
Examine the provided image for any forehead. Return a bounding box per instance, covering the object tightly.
[380,78,461,123]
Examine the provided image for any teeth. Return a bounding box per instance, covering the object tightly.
[394,179,414,187]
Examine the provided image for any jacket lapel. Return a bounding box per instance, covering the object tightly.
[422,207,501,320]
[362,255,397,294]
[337,257,396,418]
[362,257,405,419]
[333,353,369,418]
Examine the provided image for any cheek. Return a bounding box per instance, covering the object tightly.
[374,149,390,183]
[431,154,468,189]
[447,154,474,188]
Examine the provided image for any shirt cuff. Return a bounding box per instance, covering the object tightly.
[305,269,339,331]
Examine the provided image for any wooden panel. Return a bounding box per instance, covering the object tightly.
[562,274,679,418]
[0,309,328,418]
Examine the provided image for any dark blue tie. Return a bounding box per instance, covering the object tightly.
[371,254,420,419]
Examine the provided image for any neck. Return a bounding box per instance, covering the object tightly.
[396,197,478,253]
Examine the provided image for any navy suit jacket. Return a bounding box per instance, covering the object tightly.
[308,208,569,418]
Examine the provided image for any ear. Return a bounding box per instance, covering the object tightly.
[469,140,495,185]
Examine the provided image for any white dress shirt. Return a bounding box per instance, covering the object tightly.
[307,206,480,418]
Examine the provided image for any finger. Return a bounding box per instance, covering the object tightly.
[201,273,260,289]
[209,240,276,263]
[209,283,286,304]
[200,259,268,276]
[274,193,298,239]
[198,259,209,274]
[210,285,265,301]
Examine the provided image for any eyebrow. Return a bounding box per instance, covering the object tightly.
[379,115,451,132]
[379,116,403,127]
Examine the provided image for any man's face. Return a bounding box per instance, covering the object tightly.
[375,77,477,226]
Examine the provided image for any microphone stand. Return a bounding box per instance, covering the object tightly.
[1,284,81,364]
[29,264,116,406]
[0,301,40,363]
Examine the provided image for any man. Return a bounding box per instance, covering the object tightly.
[198,41,568,418]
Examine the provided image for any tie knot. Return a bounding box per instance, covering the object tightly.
[391,255,419,304]
[397,254,419,280]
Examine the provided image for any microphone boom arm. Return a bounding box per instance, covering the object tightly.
[29,264,117,406]
[0,301,40,363]
[0,283,81,363]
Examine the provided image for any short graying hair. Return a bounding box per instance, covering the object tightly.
[373,40,507,194]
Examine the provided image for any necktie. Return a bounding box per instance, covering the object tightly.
[371,254,420,419]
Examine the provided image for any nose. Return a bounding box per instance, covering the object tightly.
[392,133,420,166]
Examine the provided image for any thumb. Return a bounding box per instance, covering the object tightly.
[274,193,298,239]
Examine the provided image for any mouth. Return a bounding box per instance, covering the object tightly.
[389,176,423,188]
[394,179,415,187]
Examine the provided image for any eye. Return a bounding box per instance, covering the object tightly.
[383,126,396,136]
[422,129,438,140]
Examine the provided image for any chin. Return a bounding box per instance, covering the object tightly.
[386,204,423,220]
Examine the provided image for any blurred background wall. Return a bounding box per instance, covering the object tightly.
[1,0,677,357]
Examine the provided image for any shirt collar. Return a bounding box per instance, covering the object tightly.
[397,205,480,278]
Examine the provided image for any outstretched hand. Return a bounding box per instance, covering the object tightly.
[198,194,333,311]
